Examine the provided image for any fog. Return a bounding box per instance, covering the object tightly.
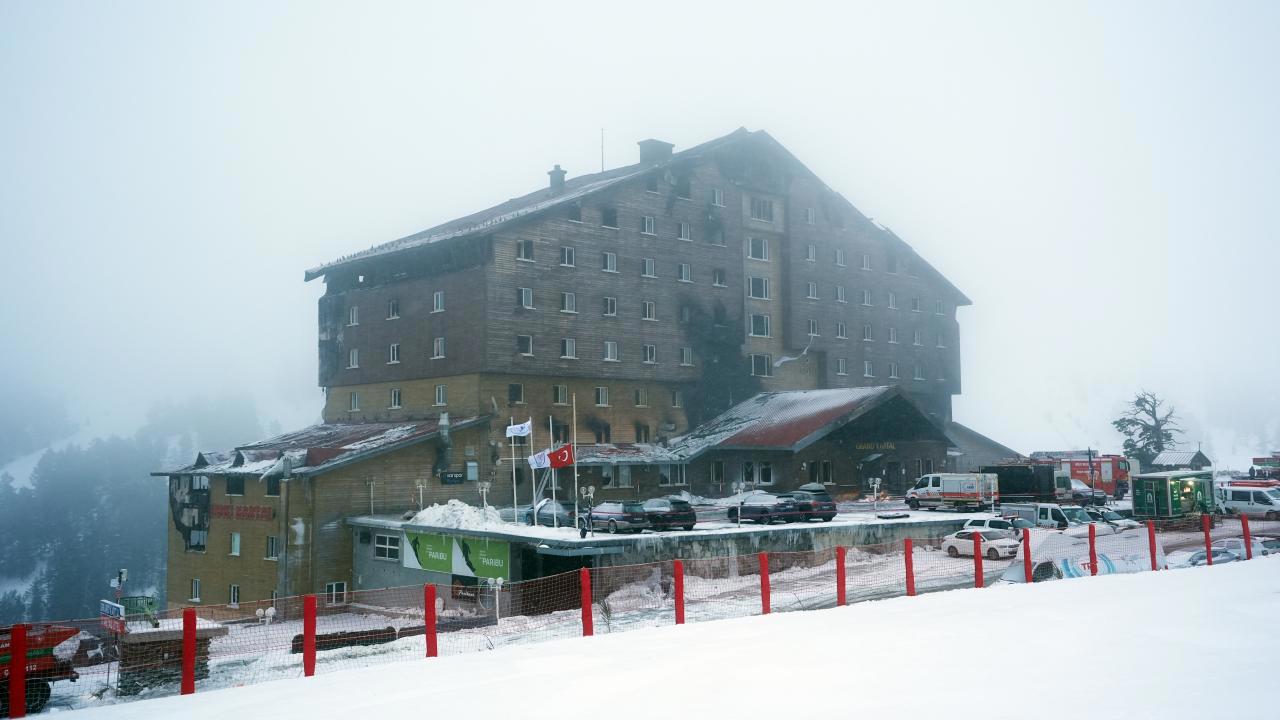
[3,1,1278,471]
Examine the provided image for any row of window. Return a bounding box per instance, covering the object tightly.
[747,314,948,347]
[349,382,685,413]
[186,530,278,560]
[186,579,343,606]
[748,353,944,381]
[347,291,445,326]
[800,243,920,276]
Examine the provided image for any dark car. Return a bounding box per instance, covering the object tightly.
[777,486,837,522]
[1070,480,1108,506]
[726,493,799,525]
[584,501,651,533]
[499,499,575,527]
[643,497,697,531]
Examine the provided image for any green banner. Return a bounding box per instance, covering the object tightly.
[456,537,509,580]
[406,531,452,573]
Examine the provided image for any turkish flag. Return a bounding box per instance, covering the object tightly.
[548,444,575,468]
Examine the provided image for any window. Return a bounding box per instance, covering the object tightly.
[806,282,819,299]
[388,343,400,364]
[862,289,873,306]
[805,207,816,224]
[561,246,576,266]
[603,340,619,361]
[911,296,921,312]
[435,384,448,405]
[552,385,569,405]
[226,476,244,496]
[888,327,898,344]
[751,354,773,377]
[190,578,201,602]
[517,287,534,308]
[887,254,899,273]
[560,291,577,313]
[678,222,691,241]
[808,319,819,336]
[679,347,693,366]
[266,536,279,560]
[347,305,359,326]
[935,300,945,315]
[188,529,207,551]
[603,296,617,316]
[660,464,688,486]
[864,360,874,378]
[594,386,610,406]
[516,238,534,261]
[641,216,656,235]
[386,299,400,319]
[643,344,657,364]
[508,383,525,404]
[642,258,657,277]
[516,335,533,355]
[325,581,347,605]
[349,392,360,412]
[888,292,898,310]
[913,365,925,381]
[861,253,871,270]
[634,387,650,406]
[748,236,769,260]
[560,338,577,358]
[836,358,848,376]
[634,423,651,443]
[229,532,241,556]
[758,462,773,485]
[374,534,400,561]
[229,584,240,607]
[889,362,899,379]
[671,389,684,408]
[433,290,445,312]
[642,301,657,321]
[432,337,445,358]
[675,175,692,199]
[913,330,923,346]
[713,269,728,287]
[750,197,774,222]
[750,313,770,337]
[710,226,726,246]
[862,324,873,341]
[348,348,359,369]
[836,322,848,339]
[679,305,692,323]
[936,333,947,348]
[678,263,691,282]
[602,208,618,228]
[712,188,725,206]
[835,249,846,267]
[602,251,618,272]
[389,388,402,409]
[267,475,281,496]
[567,204,582,222]
[594,423,612,444]
[806,244,816,262]
[749,276,769,299]
[645,175,659,193]
[836,286,847,303]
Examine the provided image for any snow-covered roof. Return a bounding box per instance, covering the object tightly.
[1151,450,1210,467]
[575,443,680,465]
[155,417,488,479]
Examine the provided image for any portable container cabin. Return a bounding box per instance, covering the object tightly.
[1131,470,1213,520]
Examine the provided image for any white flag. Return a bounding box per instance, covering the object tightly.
[527,449,550,469]
[506,419,532,438]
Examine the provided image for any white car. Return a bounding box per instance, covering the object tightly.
[962,517,1016,533]
[1084,508,1141,531]
[1211,537,1270,558]
[941,529,1021,560]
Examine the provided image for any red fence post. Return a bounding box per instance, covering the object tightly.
[1202,514,1213,566]
[758,552,771,614]
[8,623,26,718]
[424,584,438,658]
[835,546,847,607]
[1088,523,1098,576]
[973,533,984,589]
[181,608,196,695]
[904,539,916,596]
[673,560,685,625]
[303,594,317,677]
[1241,515,1253,560]
[1023,529,1033,584]
[579,568,593,637]
[1147,520,1158,571]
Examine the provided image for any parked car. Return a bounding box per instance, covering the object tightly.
[963,517,1016,533]
[726,493,799,525]
[941,529,1021,560]
[643,497,697,531]
[1007,517,1037,531]
[1084,507,1142,531]
[585,501,651,533]
[498,499,576,527]
[777,485,837,521]
[1070,479,1108,506]
[1211,537,1270,558]
[1167,548,1240,568]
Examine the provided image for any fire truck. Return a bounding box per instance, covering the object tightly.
[1029,451,1135,499]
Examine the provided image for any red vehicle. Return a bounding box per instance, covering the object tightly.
[1031,451,1134,499]
[1,624,80,716]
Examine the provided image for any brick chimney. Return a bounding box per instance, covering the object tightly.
[547,164,567,194]
[638,138,674,165]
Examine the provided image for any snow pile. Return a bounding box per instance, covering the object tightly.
[409,500,504,530]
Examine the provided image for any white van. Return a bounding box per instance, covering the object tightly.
[906,473,998,511]
[1001,502,1098,531]
[1216,482,1280,519]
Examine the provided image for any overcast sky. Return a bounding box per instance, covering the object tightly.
[3,1,1277,470]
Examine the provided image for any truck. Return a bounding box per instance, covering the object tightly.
[981,463,1074,504]
[1,624,80,716]
[905,473,998,511]
[1214,479,1280,519]
[1031,452,1135,499]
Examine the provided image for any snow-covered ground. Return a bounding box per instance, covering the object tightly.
[68,557,1280,720]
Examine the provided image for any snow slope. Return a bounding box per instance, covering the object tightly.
[69,557,1279,720]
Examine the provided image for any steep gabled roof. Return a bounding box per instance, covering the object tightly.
[1151,450,1211,467]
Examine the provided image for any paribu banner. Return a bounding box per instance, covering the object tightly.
[404,531,509,580]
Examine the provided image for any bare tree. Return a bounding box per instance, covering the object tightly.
[1112,390,1182,468]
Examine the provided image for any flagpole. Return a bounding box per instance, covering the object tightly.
[528,418,537,526]
[549,414,558,529]
[572,394,579,528]
[509,416,518,523]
